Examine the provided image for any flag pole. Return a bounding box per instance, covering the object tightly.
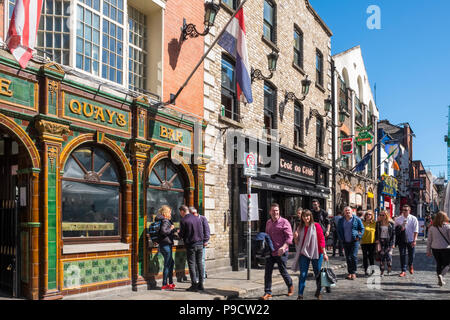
[165,0,249,107]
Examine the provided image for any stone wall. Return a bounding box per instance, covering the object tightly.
[202,0,333,271]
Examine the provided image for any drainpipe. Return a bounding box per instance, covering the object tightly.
[331,58,337,215]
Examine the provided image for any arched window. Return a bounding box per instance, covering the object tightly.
[146,159,187,228]
[62,146,122,241]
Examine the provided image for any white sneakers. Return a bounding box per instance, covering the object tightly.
[438,275,446,286]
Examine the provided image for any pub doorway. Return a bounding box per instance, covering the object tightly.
[0,131,21,297]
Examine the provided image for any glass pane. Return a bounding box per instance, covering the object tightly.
[152,161,166,182]
[62,181,120,238]
[147,189,184,228]
[73,148,92,172]
[63,157,84,179]
[149,171,161,186]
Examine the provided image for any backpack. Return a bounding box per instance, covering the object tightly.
[148,220,162,244]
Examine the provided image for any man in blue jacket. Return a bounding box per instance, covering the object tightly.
[338,206,365,280]
[179,205,204,291]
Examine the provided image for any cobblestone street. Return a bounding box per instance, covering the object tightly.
[240,241,450,300]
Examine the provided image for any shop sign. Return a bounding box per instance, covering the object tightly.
[410,179,424,189]
[64,93,130,133]
[150,121,192,149]
[355,126,373,146]
[279,152,316,183]
[251,179,328,198]
[341,138,353,155]
[243,152,258,177]
[62,222,115,231]
[0,73,38,111]
[381,174,398,197]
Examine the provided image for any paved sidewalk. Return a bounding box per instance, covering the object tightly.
[63,252,349,300]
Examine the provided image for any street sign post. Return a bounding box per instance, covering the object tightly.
[243,152,257,280]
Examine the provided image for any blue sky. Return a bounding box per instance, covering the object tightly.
[310,0,450,178]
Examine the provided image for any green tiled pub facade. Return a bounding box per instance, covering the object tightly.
[0,52,208,299]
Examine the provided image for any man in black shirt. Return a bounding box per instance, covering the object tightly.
[311,199,330,238]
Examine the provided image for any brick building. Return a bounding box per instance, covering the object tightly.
[202,0,333,270]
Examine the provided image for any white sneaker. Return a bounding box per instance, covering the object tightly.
[438,275,446,286]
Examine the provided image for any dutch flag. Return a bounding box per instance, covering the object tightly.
[6,0,44,69]
[218,8,253,104]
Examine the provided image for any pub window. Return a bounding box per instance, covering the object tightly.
[316,117,324,156]
[294,102,303,147]
[128,6,148,92]
[221,55,239,121]
[293,26,303,69]
[316,49,324,87]
[263,0,275,43]
[340,131,350,169]
[355,144,363,163]
[62,146,122,241]
[222,0,237,9]
[147,159,187,229]
[264,81,277,134]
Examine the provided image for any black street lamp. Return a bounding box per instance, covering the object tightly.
[181,1,221,41]
[251,51,279,83]
[285,75,311,102]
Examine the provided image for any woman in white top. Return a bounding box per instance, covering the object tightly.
[426,211,450,286]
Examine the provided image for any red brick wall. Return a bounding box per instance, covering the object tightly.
[163,0,205,118]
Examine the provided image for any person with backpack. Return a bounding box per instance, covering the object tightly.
[154,205,177,290]
[292,209,328,300]
[426,211,450,286]
[179,205,204,292]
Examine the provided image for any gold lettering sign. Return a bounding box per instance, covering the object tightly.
[68,99,127,128]
[62,222,115,231]
[0,78,13,97]
[160,125,183,143]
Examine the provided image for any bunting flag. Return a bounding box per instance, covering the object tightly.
[392,160,400,171]
[353,146,375,172]
[218,7,253,104]
[6,0,44,69]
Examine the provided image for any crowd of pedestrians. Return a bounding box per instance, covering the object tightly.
[148,201,450,299]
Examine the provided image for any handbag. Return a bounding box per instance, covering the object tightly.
[320,261,337,288]
[436,226,450,249]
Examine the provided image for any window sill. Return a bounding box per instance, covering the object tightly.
[261,36,280,53]
[292,63,305,76]
[315,82,326,93]
[219,115,244,129]
[63,242,130,255]
[293,144,306,153]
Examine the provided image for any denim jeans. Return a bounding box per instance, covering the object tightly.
[159,244,174,286]
[195,246,207,283]
[343,241,360,274]
[264,252,292,295]
[186,244,204,286]
[298,254,323,295]
[398,242,416,272]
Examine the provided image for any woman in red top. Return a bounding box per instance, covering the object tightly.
[293,209,328,300]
